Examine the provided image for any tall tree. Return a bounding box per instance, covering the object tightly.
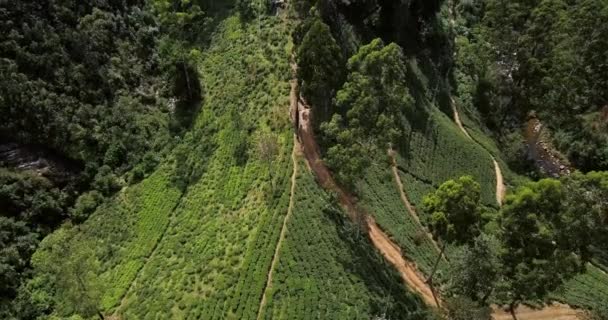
[422,176,483,284]
[449,233,503,303]
[320,38,414,186]
[297,16,343,125]
[498,175,603,311]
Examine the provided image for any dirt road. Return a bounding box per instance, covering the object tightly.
[492,303,581,320]
[367,217,440,307]
[493,159,506,205]
[294,81,439,306]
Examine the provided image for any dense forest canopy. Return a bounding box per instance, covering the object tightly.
[0,0,207,316]
[454,0,608,172]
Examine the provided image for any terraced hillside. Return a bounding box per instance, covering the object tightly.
[30,13,292,318]
[113,17,295,319]
[26,11,433,320]
[18,1,608,320]
[258,158,431,320]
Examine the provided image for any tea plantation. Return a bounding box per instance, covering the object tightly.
[259,159,433,320]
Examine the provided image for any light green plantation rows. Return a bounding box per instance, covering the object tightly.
[358,164,441,276]
[33,166,183,311]
[116,136,292,319]
[96,168,183,309]
[551,264,608,309]
[31,12,296,319]
[114,15,294,319]
[259,160,431,320]
[395,108,497,207]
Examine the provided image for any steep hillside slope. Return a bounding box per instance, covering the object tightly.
[26,12,432,320]
[258,157,431,319]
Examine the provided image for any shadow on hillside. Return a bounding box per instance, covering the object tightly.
[322,204,432,319]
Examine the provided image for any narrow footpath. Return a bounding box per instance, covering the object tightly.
[450,100,580,319]
[388,149,445,259]
[451,98,506,205]
[256,138,299,320]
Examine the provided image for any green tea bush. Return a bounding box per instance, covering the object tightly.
[259,162,432,319]
[114,14,295,319]
[550,264,608,309]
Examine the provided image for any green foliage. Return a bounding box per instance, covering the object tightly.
[0,169,69,315]
[236,0,256,20]
[297,16,343,125]
[260,162,432,319]
[457,0,608,171]
[152,0,212,42]
[422,175,484,284]
[0,170,65,233]
[320,0,447,56]
[70,191,104,223]
[91,165,123,197]
[422,176,482,245]
[320,114,372,187]
[441,296,491,320]
[0,217,38,312]
[0,1,174,171]
[321,38,414,186]
[449,234,503,303]
[498,173,607,304]
[32,232,105,318]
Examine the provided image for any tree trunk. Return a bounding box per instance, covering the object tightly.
[426,243,445,283]
[509,301,518,320]
[268,159,274,192]
[182,61,192,100]
[481,287,494,305]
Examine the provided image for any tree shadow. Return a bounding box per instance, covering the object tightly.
[322,204,433,319]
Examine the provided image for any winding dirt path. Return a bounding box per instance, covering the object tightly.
[389,150,418,221]
[449,102,582,319]
[291,56,579,318]
[256,139,299,320]
[451,98,506,205]
[493,159,506,205]
[388,150,445,259]
[290,63,438,306]
[297,103,438,307]
[367,216,440,307]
